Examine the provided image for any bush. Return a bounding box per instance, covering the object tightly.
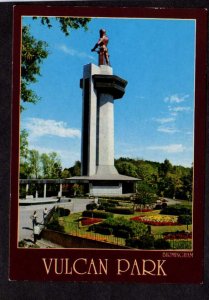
[56,207,70,217]
[178,215,192,225]
[46,213,65,232]
[18,240,27,248]
[86,203,97,210]
[126,234,155,249]
[115,229,130,239]
[105,207,134,215]
[92,217,148,238]
[82,210,113,219]
[154,238,171,249]
[93,225,113,235]
[160,204,192,216]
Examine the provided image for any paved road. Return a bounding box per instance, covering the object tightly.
[18,198,93,242]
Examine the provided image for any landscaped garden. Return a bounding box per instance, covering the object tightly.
[46,197,192,250]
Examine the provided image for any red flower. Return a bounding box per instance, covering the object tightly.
[81,217,102,226]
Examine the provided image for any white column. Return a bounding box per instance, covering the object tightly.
[26,184,29,194]
[44,183,47,198]
[59,183,63,197]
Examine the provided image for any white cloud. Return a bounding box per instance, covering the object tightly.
[157,126,179,134]
[164,94,189,103]
[154,117,175,124]
[58,44,95,61]
[168,106,191,115]
[24,118,81,139]
[147,144,186,153]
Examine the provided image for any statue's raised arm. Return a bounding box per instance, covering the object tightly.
[91,29,110,66]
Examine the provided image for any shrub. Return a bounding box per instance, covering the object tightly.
[105,207,134,215]
[160,204,192,216]
[82,210,113,219]
[114,229,130,239]
[93,225,113,235]
[92,217,148,238]
[86,203,97,210]
[126,234,155,249]
[18,240,27,248]
[178,215,192,225]
[154,238,171,249]
[46,213,65,232]
[56,207,70,217]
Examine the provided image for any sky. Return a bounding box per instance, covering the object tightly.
[21,16,195,168]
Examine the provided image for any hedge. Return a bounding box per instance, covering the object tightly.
[105,207,134,215]
[126,236,171,249]
[178,214,192,225]
[154,238,171,249]
[56,207,70,217]
[93,225,113,235]
[86,203,97,210]
[92,217,147,238]
[82,210,113,219]
[126,234,155,249]
[160,204,192,216]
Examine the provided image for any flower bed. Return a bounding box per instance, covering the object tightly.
[131,215,178,226]
[163,232,192,240]
[80,217,103,226]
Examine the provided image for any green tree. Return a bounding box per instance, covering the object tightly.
[134,182,156,210]
[61,168,71,178]
[115,161,138,177]
[69,160,81,176]
[27,149,41,178]
[158,159,172,177]
[21,26,49,110]
[19,129,31,178]
[40,152,62,178]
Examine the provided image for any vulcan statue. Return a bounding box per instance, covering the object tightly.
[91,29,110,66]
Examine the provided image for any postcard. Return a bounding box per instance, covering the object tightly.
[10,5,207,283]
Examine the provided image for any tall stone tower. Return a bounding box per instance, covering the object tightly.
[69,30,139,196]
[80,64,127,178]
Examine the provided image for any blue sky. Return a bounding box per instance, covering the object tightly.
[21,16,195,168]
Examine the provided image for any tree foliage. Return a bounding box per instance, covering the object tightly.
[21,17,91,110]
[115,157,193,200]
[21,25,49,110]
[33,17,90,36]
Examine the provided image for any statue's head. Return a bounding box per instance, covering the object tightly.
[100,29,106,36]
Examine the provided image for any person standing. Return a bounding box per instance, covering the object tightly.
[32,211,37,228]
[33,223,40,244]
[43,207,48,225]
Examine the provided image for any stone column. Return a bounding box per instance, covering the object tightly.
[26,183,29,194]
[96,93,117,175]
[59,183,63,197]
[44,183,47,198]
